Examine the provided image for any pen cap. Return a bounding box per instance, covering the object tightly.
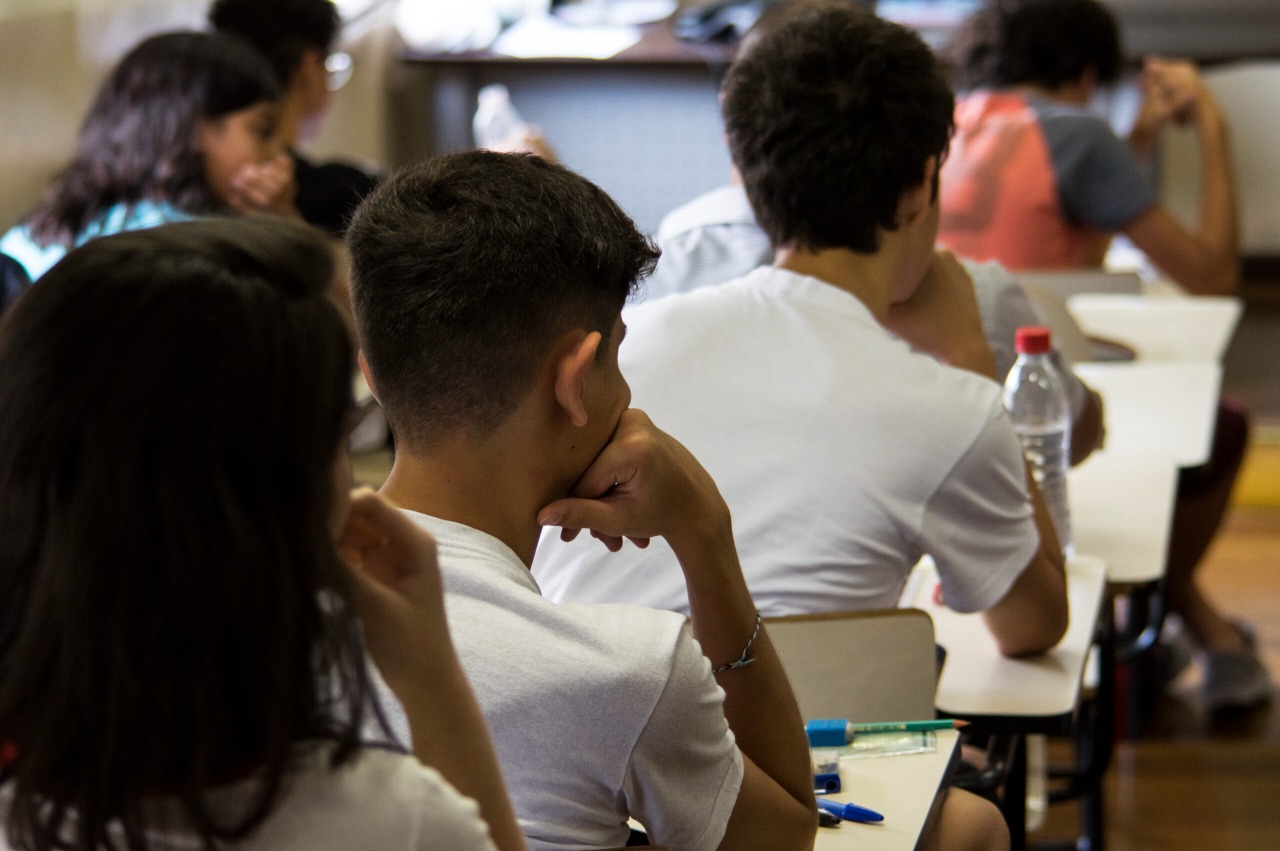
[805,718,853,747]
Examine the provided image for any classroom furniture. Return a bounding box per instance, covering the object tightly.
[813,729,962,851]
[1072,361,1222,467]
[764,608,938,724]
[904,555,1111,850]
[1066,294,1244,362]
[1069,452,1178,590]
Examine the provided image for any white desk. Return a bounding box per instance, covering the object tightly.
[1066,294,1243,362]
[814,730,960,851]
[1069,452,1178,588]
[1073,361,1221,468]
[906,556,1108,727]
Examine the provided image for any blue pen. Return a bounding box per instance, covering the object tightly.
[817,797,885,824]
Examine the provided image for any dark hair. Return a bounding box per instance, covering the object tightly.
[722,3,955,254]
[347,151,658,449]
[209,0,341,87]
[26,31,281,248]
[946,0,1122,91]
[0,218,368,851]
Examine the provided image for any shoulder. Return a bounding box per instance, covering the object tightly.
[250,746,496,851]
[0,224,62,282]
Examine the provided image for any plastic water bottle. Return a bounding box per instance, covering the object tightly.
[473,84,528,150]
[1002,326,1072,557]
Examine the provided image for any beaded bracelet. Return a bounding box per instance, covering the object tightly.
[712,612,763,674]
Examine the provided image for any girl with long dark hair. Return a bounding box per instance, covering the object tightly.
[0,218,525,851]
[1,31,298,282]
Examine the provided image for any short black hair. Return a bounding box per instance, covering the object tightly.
[946,0,1122,91]
[347,151,659,449]
[721,3,955,254]
[209,0,340,86]
[0,218,372,851]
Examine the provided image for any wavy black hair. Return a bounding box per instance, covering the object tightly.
[0,218,371,851]
[722,2,955,254]
[25,31,281,248]
[208,0,341,87]
[945,0,1123,92]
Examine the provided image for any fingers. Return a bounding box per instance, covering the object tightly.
[338,488,438,588]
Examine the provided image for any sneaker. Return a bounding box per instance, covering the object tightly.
[1136,614,1196,695]
[1203,623,1272,712]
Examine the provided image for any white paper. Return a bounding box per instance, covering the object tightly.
[491,13,640,59]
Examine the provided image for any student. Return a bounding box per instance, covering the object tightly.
[534,3,1068,661]
[941,0,1266,710]
[346,151,818,851]
[641,1,1103,466]
[0,31,296,283]
[0,218,524,850]
[209,0,381,236]
[937,0,1238,295]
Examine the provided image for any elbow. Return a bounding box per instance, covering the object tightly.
[996,606,1069,658]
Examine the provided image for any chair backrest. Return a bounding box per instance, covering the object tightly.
[1,252,32,315]
[765,608,938,724]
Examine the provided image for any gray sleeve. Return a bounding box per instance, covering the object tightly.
[965,259,1090,426]
[1037,109,1157,231]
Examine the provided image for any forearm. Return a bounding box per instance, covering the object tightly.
[1069,387,1105,466]
[394,654,528,851]
[1192,104,1239,293]
[672,526,814,810]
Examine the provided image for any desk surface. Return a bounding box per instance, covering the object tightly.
[814,730,960,851]
[906,556,1108,730]
[1073,361,1222,468]
[1069,451,1178,588]
[1067,294,1243,362]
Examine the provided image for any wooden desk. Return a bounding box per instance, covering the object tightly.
[1073,361,1222,468]
[814,730,961,851]
[1069,452,1178,589]
[1066,294,1243,362]
[906,556,1108,731]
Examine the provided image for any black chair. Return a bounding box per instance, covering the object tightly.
[1,252,32,315]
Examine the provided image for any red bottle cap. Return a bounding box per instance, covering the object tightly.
[1014,326,1052,355]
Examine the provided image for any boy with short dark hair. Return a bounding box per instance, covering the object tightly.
[347,151,817,851]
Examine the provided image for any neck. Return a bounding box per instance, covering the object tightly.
[379,432,562,568]
[275,85,309,150]
[773,240,908,322]
[1014,81,1091,106]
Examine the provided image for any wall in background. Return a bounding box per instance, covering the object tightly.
[0,0,397,228]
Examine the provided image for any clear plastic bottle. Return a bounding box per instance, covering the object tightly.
[1002,326,1073,557]
[473,83,528,150]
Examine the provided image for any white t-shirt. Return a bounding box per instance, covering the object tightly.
[380,512,744,851]
[644,183,1089,418]
[0,743,496,850]
[534,267,1039,618]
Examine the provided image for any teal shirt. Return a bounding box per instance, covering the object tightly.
[0,201,194,281]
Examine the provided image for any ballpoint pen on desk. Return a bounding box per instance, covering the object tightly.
[817,797,884,824]
[806,717,968,746]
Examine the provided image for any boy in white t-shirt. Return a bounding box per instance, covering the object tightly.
[346,151,817,851]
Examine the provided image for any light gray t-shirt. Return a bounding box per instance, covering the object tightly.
[0,744,497,851]
[644,183,1088,419]
[535,267,1039,618]
[382,512,744,851]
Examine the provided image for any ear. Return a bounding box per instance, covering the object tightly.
[357,350,380,404]
[552,331,602,429]
[897,156,939,227]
